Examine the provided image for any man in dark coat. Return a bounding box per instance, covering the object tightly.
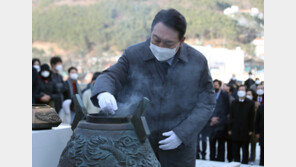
[62,66,83,124]
[228,85,255,164]
[256,103,264,166]
[244,72,255,89]
[50,56,67,113]
[91,9,216,167]
[209,79,230,162]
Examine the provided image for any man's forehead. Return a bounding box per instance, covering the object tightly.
[152,22,179,41]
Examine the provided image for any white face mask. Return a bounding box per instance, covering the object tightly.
[41,71,50,78]
[237,90,246,98]
[232,77,236,81]
[255,80,261,85]
[249,75,253,79]
[33,65,40,72]
[55,64,63,72]
[256,89,264,95]
[149,42,178,61]
[70,73,78,80]
[246,95,253,100]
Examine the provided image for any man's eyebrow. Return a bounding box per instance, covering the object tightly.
[164,40,174,44]
[153,34,161,40]
[153,34,175,43]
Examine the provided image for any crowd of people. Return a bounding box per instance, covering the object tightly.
[32,56,264,166]
[196,73,264,166]
[32,56,101,124]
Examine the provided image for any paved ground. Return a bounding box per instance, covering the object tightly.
[195,139,263,166]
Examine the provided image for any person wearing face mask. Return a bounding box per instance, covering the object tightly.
[244,72,255,89]
[32,58,41,72]
[208,79,230,162]
[228,74,237,87]
[228,85,255,164]
[60,67,82,124]
[90,8,216,167]
[34,64,59,107]
[250,78,261,92]
[246,89,260,164]
[256,84,264,104]
[50,56,67,113]
[228,75,238,100]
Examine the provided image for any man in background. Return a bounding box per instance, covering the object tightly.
[228,85,255,164]
[50,56,67,113]
[244,72,255,89]
[61,66,82,124]
[209,79,230,162]
[256,84,264,104]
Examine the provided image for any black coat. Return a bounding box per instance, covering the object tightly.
[32,67,40,104]
[244,78,255,89]
[51,72,68,112]
[91,39,216,147]
[35,76,60,105]
[255,104,264,145]
[229,98,255,142]
[209,91,230,139]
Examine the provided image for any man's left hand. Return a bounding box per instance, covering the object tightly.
[159,131,182,150]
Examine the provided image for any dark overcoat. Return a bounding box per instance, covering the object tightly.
[255,104,264,145]
[229,98,255,142]
[209,91,230,139]
[91,39,216,167]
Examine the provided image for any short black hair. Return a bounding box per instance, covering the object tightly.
[40,63,50,71]
[213,79,222,87]
[68,66,78,73]
[32,58,41,65]
[238,85,247,90]
[50,56,62,66]
[91,72,101,82]
[226,84,234,93]
[39,63,52,77]
[151,8,187,40]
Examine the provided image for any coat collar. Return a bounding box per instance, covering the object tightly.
[143,38,188,63]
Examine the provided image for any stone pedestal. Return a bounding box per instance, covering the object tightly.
[32,124,72,167]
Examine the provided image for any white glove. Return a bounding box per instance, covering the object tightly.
[158,130,182,150]
[97,92,118,115]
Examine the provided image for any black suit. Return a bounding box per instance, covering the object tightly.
[209,91,230,162]
[229,98,255,164]
[256,104,264,166]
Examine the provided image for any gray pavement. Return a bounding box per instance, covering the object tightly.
[196,138,263,166]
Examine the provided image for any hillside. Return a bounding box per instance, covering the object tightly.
[32,0,264,72]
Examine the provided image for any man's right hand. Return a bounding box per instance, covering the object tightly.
[97,92,118,115]
[228,131,232,135]
[210,117,219,126]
